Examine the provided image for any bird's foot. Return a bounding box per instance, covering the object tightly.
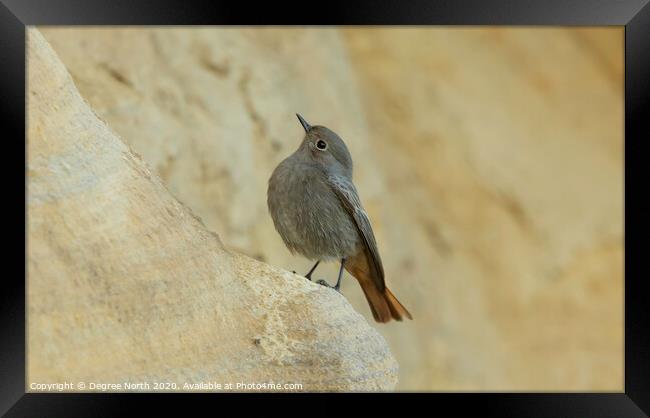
[316,279,341,293]
[291,270,313,282]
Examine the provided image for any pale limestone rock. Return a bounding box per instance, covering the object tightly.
[27,28,397,392]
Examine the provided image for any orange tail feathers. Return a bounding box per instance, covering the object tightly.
[384,286,413,322]
[358,280,413,323]
[344,252,412,323]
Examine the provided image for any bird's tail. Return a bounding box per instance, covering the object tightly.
[344,251,412,323]
[357,279,413,323]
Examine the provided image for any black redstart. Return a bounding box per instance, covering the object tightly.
[267,114,412,323]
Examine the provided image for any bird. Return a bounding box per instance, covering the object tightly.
[267,113,412,323]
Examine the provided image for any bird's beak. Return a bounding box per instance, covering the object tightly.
[296,113,311,132]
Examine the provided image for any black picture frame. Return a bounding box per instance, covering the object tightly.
[3,0,648,415]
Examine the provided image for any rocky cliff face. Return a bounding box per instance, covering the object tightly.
[37,27,623,390]
[27,29,398,392]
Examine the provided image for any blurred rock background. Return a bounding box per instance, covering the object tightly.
[38,27,623,391]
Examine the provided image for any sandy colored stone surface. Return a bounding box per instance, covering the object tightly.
[27,29,398,392]
[38,27,623,391]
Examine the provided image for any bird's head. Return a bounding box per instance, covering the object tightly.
[294,113,353,178]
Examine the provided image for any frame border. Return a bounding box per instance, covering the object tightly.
[3,0,648,415]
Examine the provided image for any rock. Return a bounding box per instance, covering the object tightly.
[27,28,398,392]
[38,27,623,391]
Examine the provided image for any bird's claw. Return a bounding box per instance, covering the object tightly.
[316,279,341,293]
[292,270,313,282]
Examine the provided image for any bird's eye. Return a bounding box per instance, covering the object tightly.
[316,140,327,150]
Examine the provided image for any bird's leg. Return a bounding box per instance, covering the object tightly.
[317,259,346,291]
[333,258,346,292]
[304,260,321,281]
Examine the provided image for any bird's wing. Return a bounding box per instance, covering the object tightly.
[327,175,385,291]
